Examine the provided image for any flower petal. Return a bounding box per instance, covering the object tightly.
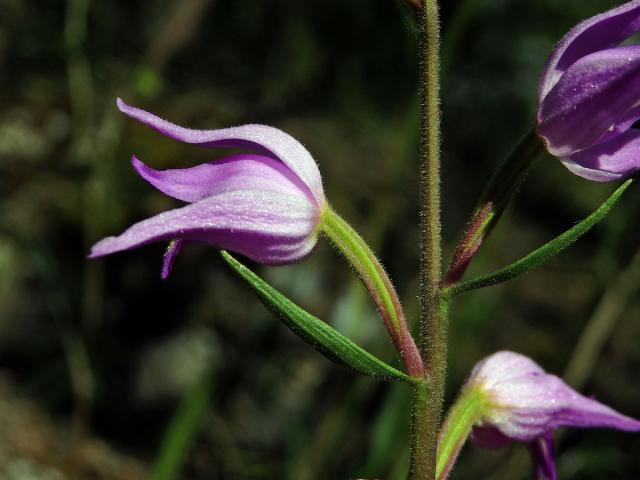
[117,98,324,206]
[89,190,319,265]
[132,153,313,203]
[563,128,640,181]
[469,350,545,388]
[527,433,556,480]
[537,45,640,157]
[539,0,640,100]
[558,159,626,182]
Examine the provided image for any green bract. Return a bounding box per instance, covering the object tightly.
[220,251,421,385]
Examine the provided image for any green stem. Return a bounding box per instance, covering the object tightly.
[411,1,445,478]
[322,209,424,377]
[435,388,485,480]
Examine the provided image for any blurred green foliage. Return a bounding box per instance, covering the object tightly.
[0,0,639,478]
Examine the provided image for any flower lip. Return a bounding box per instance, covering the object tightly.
[161,240,183,279]
[528,433,556,480]
[116,98,325,207]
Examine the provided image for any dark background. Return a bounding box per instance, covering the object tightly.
[1,0,639,478]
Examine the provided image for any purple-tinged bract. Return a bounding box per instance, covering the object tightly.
[467,351,640,480]
[89,99,326,277]
[537,0,640,181]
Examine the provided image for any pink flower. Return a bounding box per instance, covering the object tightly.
[90,99,326,277]
[468,351,640,479]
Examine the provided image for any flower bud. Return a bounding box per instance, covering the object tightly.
[467,351,640,479]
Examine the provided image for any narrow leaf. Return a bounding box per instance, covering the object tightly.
[221,251,419,384]
[444,179,633,298]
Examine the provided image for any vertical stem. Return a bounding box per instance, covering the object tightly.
[411,1,445,479]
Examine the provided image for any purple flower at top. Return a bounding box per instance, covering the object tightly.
[537,0,640,181]
[89,99,326,278]
[467,351,640,480]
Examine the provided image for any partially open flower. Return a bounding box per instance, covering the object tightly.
[537,0,640,181]
[468,351,640,480]
[89,99,326,277]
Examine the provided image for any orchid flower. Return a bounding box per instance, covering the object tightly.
[537,0,640,181]
[89,99,327,278]
[466,351,640,480]
[89,99,423,375]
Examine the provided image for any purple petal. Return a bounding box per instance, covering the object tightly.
[561,128,640,181]
[89,190,319,265]
[558,159,627,182]
[161,239,183,279]
[543,384,640,433]
[132,153,313,203]
[537,45,640,157]
[527,433,556,480]
[469,350,545,386]
[539,0,640,100]
[117,98,324,206]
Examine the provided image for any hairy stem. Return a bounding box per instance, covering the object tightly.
[411,0,445,478]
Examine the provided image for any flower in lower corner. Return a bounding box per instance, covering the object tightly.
[537,0,640,181]
[467,351,640,480]
[89,98,327,278]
